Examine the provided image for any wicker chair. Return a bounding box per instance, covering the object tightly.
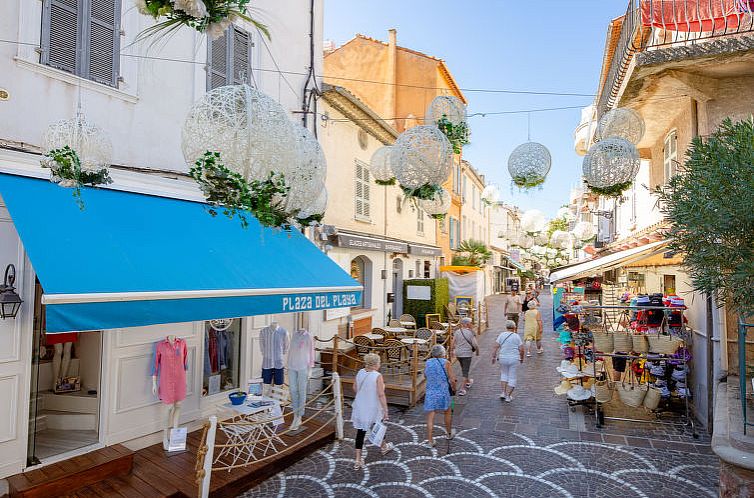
[388,319,401,327]
[399,314,417,330]
[414,327,435,357]
[371,327,387,340]
[382,338,407,373]
[353,335,373,357]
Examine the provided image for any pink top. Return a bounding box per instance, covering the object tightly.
[152,337,188,405]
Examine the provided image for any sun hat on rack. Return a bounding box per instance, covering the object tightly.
[556,360,572,373]
[563,346,575,360]
[560,363,584,378]
[567,385,593,401]
[554,379,572,395]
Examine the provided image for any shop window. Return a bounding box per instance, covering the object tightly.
[354,160,371,220]
[208,26,252,89]
[42,0,121,87]
[663,130,678,182]
[203,318,242,397]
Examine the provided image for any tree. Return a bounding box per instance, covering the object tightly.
[657,117,754,317]
[452,239,492,267]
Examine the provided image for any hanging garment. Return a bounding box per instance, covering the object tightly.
[45,331,79,345]
[640,0,752,32]
[260,325,289,370]
[152,337,188,405]
[216,329,228,370]
[208,330,219,373]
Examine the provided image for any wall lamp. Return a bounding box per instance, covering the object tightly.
[0,264,22,319]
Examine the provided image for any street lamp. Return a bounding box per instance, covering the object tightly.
[0,264,22,319]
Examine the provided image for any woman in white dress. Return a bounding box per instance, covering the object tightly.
[351,353,394,469]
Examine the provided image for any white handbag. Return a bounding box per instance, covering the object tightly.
[367,420,387,447]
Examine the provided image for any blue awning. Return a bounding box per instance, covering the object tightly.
[507,258,527,272]
[0,173,361,332]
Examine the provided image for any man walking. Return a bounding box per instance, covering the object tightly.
[503,289,523,330]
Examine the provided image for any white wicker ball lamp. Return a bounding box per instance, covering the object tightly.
[419,188,451,216]
[507,142,552,188]
[391,125,453,190]
[596,108,645,144]
[572,221,596,241]
[42,111,113,181]
[582,137,641,189]
[285,124,327,214]
[369,146,395,183]
[426,95,467,126]
[521,209,547,234]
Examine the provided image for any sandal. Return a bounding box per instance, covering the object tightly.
[426,440,436,448]
[380,442,395,455]
[458,389,467,396]
[353,459,365,470]
[465,379,474,389]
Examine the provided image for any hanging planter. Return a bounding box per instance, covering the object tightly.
[369,146,396,186]
[508,142,551,190]
[595,108,645,144]
[419,187,451,218]
[391,125,453,190]
[426,96,469,154]
[582,137,640,198]
[41,112,114,209]
[136,0,270,41]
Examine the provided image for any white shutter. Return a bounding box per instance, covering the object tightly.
[208,30,229,89]
[232,28,250,84]
[43,0,79,75]
[88,0,120,86]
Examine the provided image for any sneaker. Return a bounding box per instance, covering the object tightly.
[426,440,436,448]
[353,459,365,470]
[447,428,457,440]
[465,379,474,389]
[500,393,507,400]
[537,348,544,354]
[504,394,513,402]
[526,353,532,357]
[458,389,467,396]
[380,442,395,455]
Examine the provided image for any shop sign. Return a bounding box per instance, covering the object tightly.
[336,233,408,253]
[408,244,442,257]
[281,291,361,312]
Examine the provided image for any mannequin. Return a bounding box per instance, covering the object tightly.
[259,321,289,397]
[287,328,314,431]
[45,331,79,388]
[151,334,188,450]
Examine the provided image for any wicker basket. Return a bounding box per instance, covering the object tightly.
[613,331,632,352]
[594,380,613,403]
[632,334,649,354]
[647,335,683,355]
[617,382,648,407]
[592,330,614,353]
[643,386,662,410]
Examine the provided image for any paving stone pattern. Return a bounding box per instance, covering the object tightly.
[241,291,719,497]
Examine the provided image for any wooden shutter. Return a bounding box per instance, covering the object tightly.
[232,28,250,84]
[43,0,80,75]
[88,0,120,86]
[362,164,370,218]
[354,162,364,217]
[208,30,229,89]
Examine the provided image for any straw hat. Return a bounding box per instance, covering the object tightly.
[560,364,584,378]
[554,379,572,395]
[556,360,572,373]
[567,385,593,401]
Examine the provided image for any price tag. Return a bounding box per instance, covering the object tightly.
[168,427,187,452]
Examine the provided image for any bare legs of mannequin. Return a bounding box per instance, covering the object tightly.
[162,401,182,450]
[52,342,73,383]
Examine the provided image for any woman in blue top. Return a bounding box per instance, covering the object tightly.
[423,344,457,447]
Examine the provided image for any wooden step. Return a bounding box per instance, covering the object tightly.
[7,445,133,498]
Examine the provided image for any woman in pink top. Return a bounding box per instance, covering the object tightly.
[152,337,188,404]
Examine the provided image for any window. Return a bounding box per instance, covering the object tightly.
[453,165,462,195]
[396,196,403,213]
[663,130,678,182]
[208,26,252,89]
[449,217,457,249]
[203,319,242,397]
[417,208,424,234]
[42,0,121,87]
[438,216,447,234]
[354,160,371,220]
[350,256,371,308]
[462,176,468,202]
[462,216,468,239]
[415,260,421,278]
[424,261,431,278]
[472,185,477,210]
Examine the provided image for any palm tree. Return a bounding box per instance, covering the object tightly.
[453,239,492,267]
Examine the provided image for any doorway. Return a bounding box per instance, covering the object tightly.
[26,279,102,465]
[663,274,676,295]
[392,258,403,318]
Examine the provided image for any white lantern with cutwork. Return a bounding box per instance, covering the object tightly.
[550,230,572,250]
[521,209,546,234]
[391,125,453,189]
[369,146,395,183]
[582,137,640,189]
[42,111,113,176]
[419,188,451,216]
[572,221,596,241]
[285,125,327,214]
[596,108,645,144]
[508,142,551,188]
[426,95,466,126]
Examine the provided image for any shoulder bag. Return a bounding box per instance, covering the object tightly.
[437,358,455,396]
[460,329,478,354]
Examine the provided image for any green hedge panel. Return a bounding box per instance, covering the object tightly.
[402,278,449,327]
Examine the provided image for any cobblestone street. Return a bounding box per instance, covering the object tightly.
[243,292,719,497]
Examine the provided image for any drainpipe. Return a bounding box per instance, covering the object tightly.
[387,28,398,130]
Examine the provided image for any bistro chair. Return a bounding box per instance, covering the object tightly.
[371,327,387,342]
[382,338,406,373]
[425,313,441,329]
[353,335,374,357]
[389,319,401,327]
[414,327,435,357]
[399,314,417,330]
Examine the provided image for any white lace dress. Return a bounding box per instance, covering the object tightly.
[350,369,382,430]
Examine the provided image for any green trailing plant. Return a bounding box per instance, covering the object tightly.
[436,116,470,154]
[400,183,444,201]
[512,175,545,190]
[190,151,303,230]
[656,117,754,317]
[453,239,492,267]
[41,146,113,210]
[546,217,569,239]
[430,213,446,220]
[375,178,396,186]
[136,0,270,43]
[586,180,632,198]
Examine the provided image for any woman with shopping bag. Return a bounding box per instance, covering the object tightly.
[424,345,457,447]
[350,353,394,470]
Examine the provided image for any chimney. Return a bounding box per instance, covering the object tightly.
[387,29,398,130]
[388,28,397,48]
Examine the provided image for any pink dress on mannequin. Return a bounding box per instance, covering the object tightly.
[152,337,188,404]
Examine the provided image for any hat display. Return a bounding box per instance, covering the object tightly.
[554,379,572,395]
[563,346,575,360]
[556,360,571,372]
[557,330,572,344]
[567,385,593,401]
[559,363,585,378]
[649,364,665,377]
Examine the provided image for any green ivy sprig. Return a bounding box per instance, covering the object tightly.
[436,116,470,154]
[400,183,444,201]
[375,178,397,186]
[41,145,113,210]
[512,175,545,190]
[586,180,632,198]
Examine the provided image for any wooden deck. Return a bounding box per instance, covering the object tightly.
[340,371,426,407]
[8,413,335,498]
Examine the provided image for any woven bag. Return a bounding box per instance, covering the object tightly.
[643,386,662,410]
[594,379,613,403]
[617,369,648,407]
[647,335,683,355]
[592,330,614,353]
[613,331,632,352]
[632,334,649,354]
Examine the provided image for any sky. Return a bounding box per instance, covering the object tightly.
[323,0,627,217]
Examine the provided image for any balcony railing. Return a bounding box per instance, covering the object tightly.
[597,0,754,115]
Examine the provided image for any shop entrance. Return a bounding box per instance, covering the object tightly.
[26,279,102,465]
[392,258,403,318]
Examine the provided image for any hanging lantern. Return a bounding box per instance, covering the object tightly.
[595,108,645,144]
[298,186,328,221]
[42,111,113,181]
[534,232,549,245]
[521,209,546,234]
[0,265,22,319]
[369,146,396,185]
[507,142,551,189]
[518,234,534,249]
[426,95,466,126]
[556,207,576,222]
[582,138,640,194]
[481,184,500,205]
[391,125,453,190]
[285,125,327,215]
[181,84,299,182]
[419,188,451,216]
[573,221,596,241]
[550,230,572,249]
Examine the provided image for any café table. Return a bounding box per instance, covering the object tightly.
[363,333,384,341]
[383,326,408,335]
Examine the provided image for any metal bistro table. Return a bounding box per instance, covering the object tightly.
[401,338,427,345]
[383,326,408,335]
[363,333,384,341]
[216,396,286,465]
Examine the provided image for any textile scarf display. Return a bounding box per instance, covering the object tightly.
[640,0,754,32]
